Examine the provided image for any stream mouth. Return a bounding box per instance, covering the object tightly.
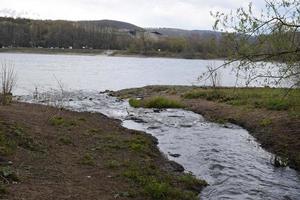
[20,91,300,200]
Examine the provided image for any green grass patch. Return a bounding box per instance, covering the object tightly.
[183,88,300,113]
[49,116,65,126]
[77,117,86,122]
[59,136,72,145]
[129,99,142,108]
[92,135,126,152]
[105,160,121,169]
[87,128,102,134]
[0,131,17,156]
[123,164,204,200]
[129,97,183,109]
[265,99,290,111]
[128,137,147,152]
[260,118,272,127]
[178,173,208,190]
[80,153,96,166]
[0,123,44,155]
[49,116,78,127]
[0,166,19,182]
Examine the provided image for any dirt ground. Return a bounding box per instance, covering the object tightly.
[0,102,206,200]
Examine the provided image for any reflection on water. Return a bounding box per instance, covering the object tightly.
[20,91,300,200]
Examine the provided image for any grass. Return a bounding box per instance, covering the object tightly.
[105,160,121,169]
[0,123,44,155]
[50,116,78,128]
[89,131,206,200]
[0,166,19,182]
[127,136,154,154]
[178,173,208,190]
[0,122,37,198]
[260,118,273,127]
[123,164,205,200]
[129,97,184,109]
[49,116,65,126]
[123,162,207,200]
[59,136,72,145]
[80,153,96,166]
[183,87,300,113]
[89,132,206,200]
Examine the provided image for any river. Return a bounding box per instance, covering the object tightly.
[0,53,288,95]
[1,53,299,199]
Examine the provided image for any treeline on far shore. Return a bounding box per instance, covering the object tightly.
[2,17,299,60]
[0,17,238,59]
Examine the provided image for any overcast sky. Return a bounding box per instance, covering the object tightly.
[0,0,265,30]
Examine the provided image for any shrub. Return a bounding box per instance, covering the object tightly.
[144,97,183,109]
[0,61,17,105]
[129,98,141,108]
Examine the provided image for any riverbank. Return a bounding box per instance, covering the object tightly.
[0,48,222,60]
[113,85,300,170]
[0,47,107,55]
[111,50,221,60]
[0,102,207,200]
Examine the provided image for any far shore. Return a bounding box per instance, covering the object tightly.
[0,47,224,60]
[0,47,108,56]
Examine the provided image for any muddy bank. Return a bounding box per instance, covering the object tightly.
[0,102,206,200]
[113,85,300,170]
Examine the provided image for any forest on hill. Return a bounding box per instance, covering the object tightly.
[0,17,235,59]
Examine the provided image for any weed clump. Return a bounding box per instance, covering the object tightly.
[50,116,65,126]
[260,118,272,127]
[105,160,121,169]
[80,153,95,166]
[59,136,72,145]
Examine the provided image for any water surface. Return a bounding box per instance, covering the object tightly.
[0,53,284,95]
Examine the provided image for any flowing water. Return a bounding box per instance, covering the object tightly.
[2,52,299,199]
[20,91,300,200]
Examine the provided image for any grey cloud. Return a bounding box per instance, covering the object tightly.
[0,0,265,30]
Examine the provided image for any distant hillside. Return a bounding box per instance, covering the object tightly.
[77,20,143,31]
[0,17,143,49]
[146,28,222,38]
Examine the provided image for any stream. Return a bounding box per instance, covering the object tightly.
[20,91,300,200]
